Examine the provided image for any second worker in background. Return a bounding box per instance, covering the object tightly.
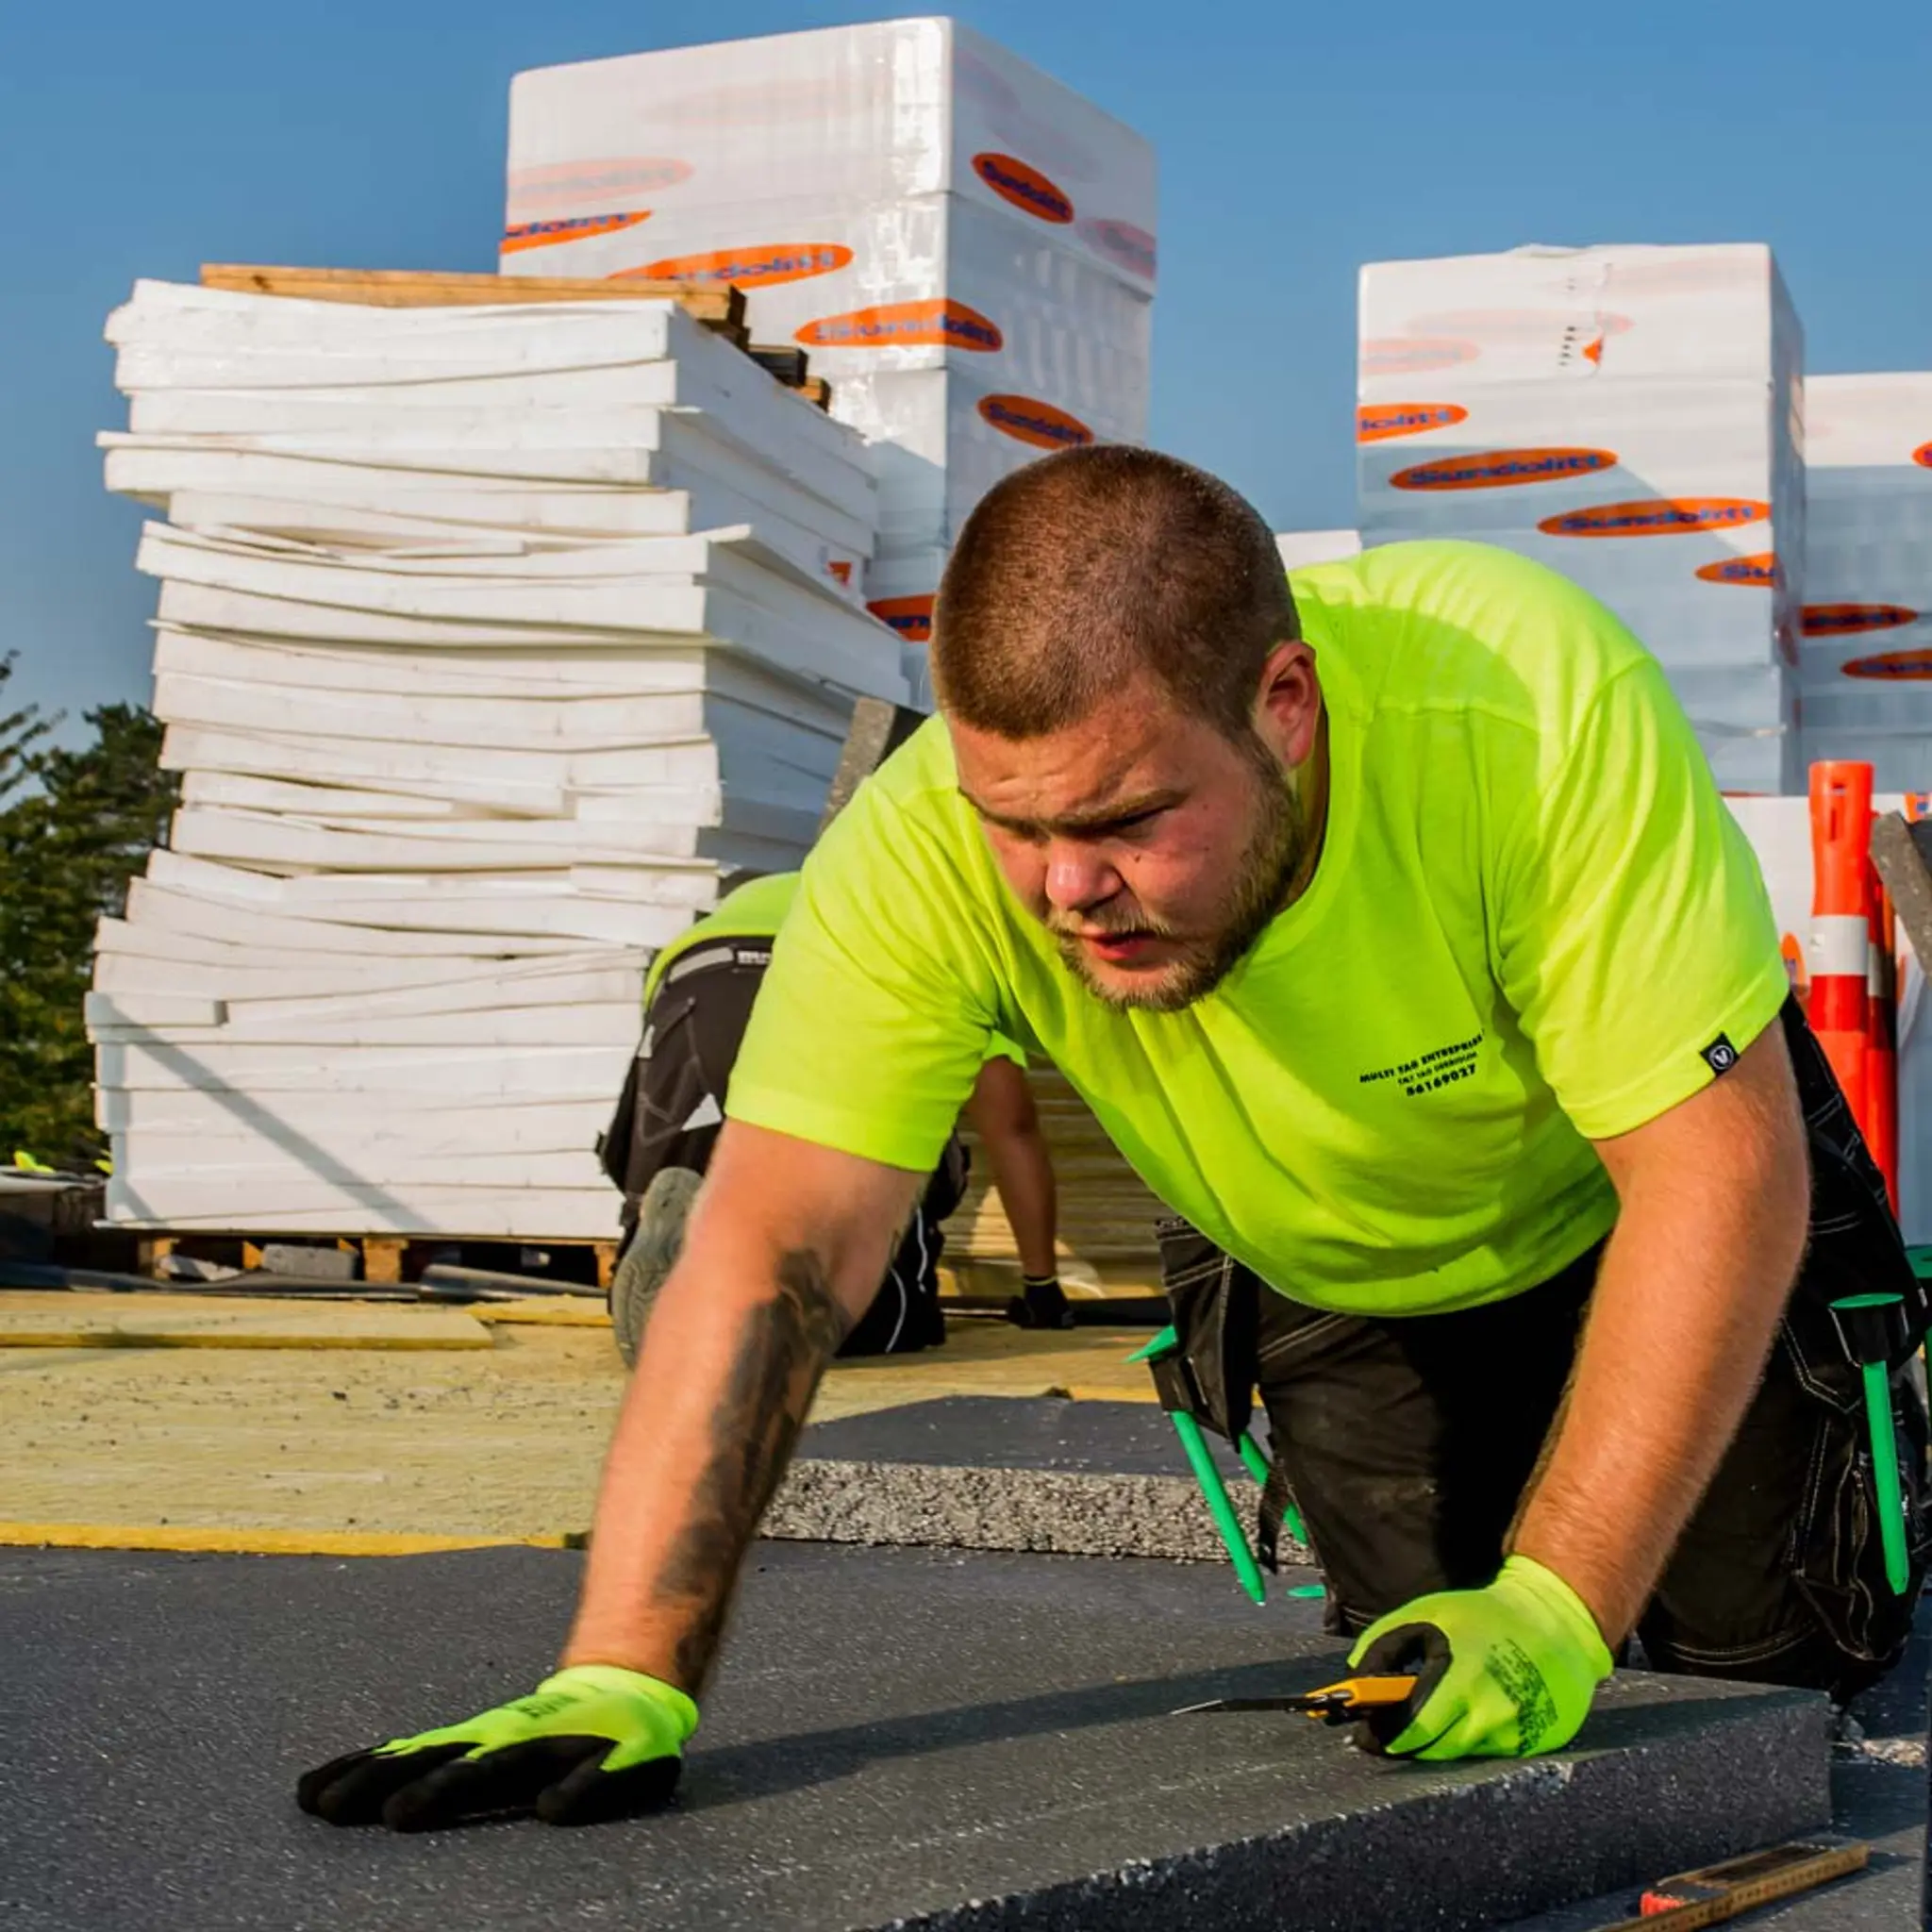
[597,870,1066,1366]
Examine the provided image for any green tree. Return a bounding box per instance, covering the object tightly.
[0,654,177,1166]
[0,649,54,802]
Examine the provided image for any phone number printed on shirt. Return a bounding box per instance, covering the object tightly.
[1359,1033,1484,1100]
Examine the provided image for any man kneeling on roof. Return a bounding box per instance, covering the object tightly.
[300,447,1927,1831]
[597,869,1068,1365]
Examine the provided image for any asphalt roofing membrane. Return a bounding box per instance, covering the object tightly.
[4,1540,1835,1931]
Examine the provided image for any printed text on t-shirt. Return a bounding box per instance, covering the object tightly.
[1358,1033,1484,1099]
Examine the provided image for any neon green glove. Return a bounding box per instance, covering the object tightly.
[1347,1555,1613,1761]
[296,1664,698,1831]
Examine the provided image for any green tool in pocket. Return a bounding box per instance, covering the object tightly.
[1131,1323,1308,1605]
[1829,1291,1912,1595]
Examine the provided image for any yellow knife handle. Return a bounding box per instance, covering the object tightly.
[1307,1674,1419,1709]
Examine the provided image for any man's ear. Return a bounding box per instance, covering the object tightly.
[1253,640,1322,767]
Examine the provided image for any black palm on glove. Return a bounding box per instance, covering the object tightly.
[297,1664,697,1831]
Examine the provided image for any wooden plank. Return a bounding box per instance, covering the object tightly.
[199,263,746,334]
[796,377,832,411]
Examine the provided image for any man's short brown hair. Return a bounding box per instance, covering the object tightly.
[930,446,1298,739]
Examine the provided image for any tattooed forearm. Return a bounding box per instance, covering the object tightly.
[658,1249,849,1690]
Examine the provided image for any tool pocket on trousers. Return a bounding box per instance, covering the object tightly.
[1787,1357,1930,1666]
[1776,1282,1928,1669]
[1736,1000,1928,1669]
[1154,1215,1259,1444]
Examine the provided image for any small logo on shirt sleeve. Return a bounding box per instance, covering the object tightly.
[1701,1034,1740,1075]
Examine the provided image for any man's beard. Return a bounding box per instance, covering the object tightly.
[1050,758,1308,1013]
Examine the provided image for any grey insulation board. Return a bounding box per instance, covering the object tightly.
[796,1392,1249,1476]
[0,1541,1828,1932]
[766,1393,1284,1563]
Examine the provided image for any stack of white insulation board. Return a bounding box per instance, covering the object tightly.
[502,19,1157,707]
[1800,373,1932,789]
[89,277,903,1239]
[1357,243,1805,792]
[1275,530,1361,572]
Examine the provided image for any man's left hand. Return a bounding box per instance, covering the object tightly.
[1346,1555,1612,1760]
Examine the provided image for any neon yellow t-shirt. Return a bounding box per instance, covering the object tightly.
[728,541,1787,1315]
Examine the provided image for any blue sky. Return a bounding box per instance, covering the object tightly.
[3,0,1927,739]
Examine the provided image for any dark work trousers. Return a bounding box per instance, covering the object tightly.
[1156,997,1931,1704]
[598,941,965,1357]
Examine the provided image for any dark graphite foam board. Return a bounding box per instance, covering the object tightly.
[765,1393,1310,1564]
[1500,1602,1932,1930]
[798,1394,1252,1476]
[1,1541,1828,1932]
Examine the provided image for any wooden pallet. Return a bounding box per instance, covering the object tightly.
[135,1231,618,1291]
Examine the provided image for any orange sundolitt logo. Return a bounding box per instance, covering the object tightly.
[797,301,1003,352]
[1404,308,1635,340]
[869,594,934,642]
[504,158,692,217]
[1915,442,1932,469]
[972,153,1074,225]
[1078,217,1157,282]
[956,43,1024,115]
[1804,604,1921,637]
[1357,403,1469,443]
[1842,648,1932,679]
[502,212,652,255]
[1390,448,1616,491]
[1591,255,1748,294]
[977,394,1093,450]
[1696,553,1780,587]
[1539,498,1770,537]
[652,78,845,125]
[1360,338,1481,376]
[623,243,852,289]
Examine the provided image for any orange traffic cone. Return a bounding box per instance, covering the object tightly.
[1807,761,1874,1131]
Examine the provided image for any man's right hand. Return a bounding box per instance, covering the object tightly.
[296,1664,697,1831]
[293,1123,920,1835]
